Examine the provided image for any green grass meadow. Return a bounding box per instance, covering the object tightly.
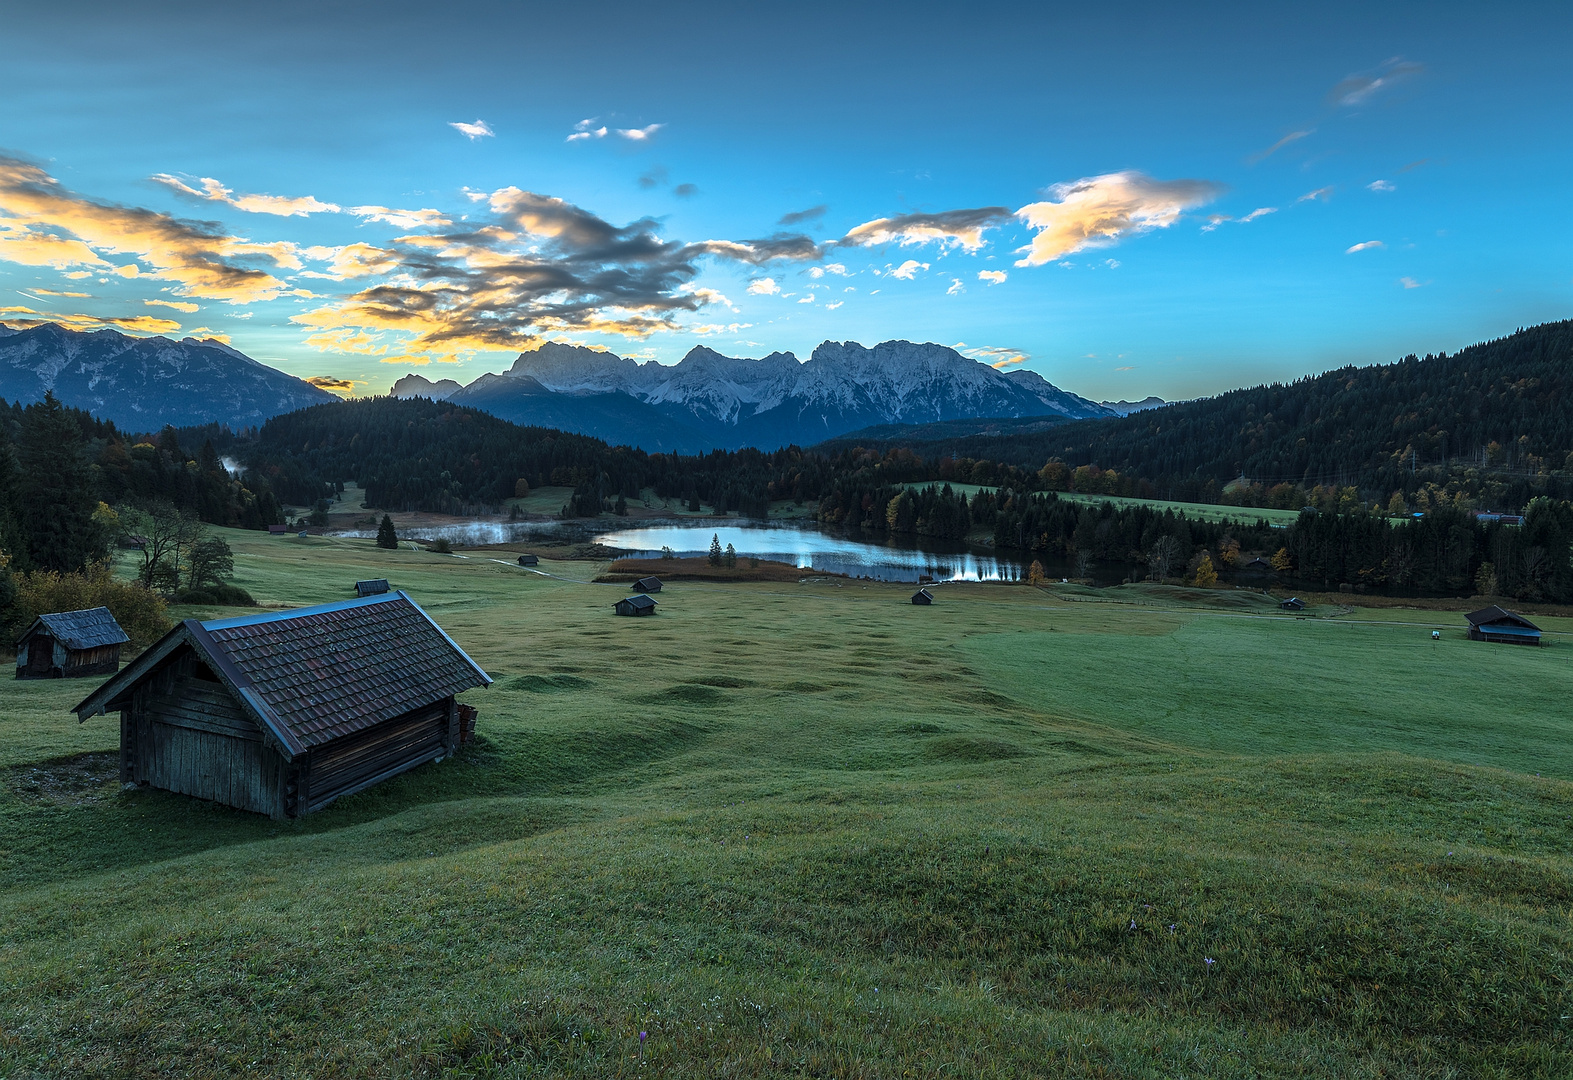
[1,529,1570,1077]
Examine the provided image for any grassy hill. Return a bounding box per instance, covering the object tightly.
[1,532,1570,1076]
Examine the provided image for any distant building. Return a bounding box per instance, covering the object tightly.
[1241,557,1273,572]
[16,608,129,680]
[1465,605,1541,646]
[614,594,659,617]
[73,592,491,818]
[632,576,663,593]
[355,579,390,597]
[911,588,934,605]
[1475,512,1525,526]
[516,554,539,567]
[1279,597,1305,611]
[267,524,288,535]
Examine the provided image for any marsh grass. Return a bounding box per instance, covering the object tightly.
[0,528,1569,1077]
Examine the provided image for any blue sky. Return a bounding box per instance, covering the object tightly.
[1,1,1569,403]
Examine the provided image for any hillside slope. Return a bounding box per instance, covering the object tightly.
[840,320,1573,496]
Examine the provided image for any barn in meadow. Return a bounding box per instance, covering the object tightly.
[355,579,390,596]
[632,576,663,593]
[73,591,490,819]
[1465,605,1542,646]
[614,594,658,617]
[517,554,539,567]
[15,607,129,680]
[911,588,934,605]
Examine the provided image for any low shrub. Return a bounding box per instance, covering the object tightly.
[12,561,170,645]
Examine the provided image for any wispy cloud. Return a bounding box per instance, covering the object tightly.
[153,174,341,217]
[1328,59,1423,108]
[959,344,1029,370]
[347,206,452,229]
[1346,240,1384,254]
[807,263,848,278]
[145,298,200,313]
[843,206,1010,251]
[887,259,929,280]
[638,166,668,190]
[1252,129,1313,162]
[1298,186,1334,203]
[449,120,495,141]
[825,300,843,310]
[977,269,1007,284]
[1014,171,1221,266]
[567,119,608,142]
[0,156,296,303]
[673,183,698,198]
[779,205,827,226]
[1202,206,1277,232]
[746,277,780,295]
[1399,276,1427,289]
[616,124,663,141]
[31,287,90,297]
[1367,180,1395,192]
[946,277,964,295]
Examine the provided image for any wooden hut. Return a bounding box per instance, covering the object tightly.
[614,594,659,617]
[911,588,934,605]
[632,576,663,593]
[1465,605,1541,646]
[1279,597,1305,611]
[267,524,288,535]
[517,554,539,567]
[16,608,129,680]
[73,591,490,819]
[355,579,390,596]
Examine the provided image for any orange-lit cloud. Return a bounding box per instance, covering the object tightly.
[145,298,200,313]
[153,174,341,216]
[0,305,181,334]
[1014,171,1221,266]
[304,375,360,394]
[0,157,294,303]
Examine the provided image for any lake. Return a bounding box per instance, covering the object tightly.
[335,517,1135,584]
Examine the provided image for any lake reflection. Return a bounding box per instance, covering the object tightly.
[592,522,1027,583]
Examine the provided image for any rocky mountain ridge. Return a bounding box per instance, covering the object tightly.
[0,322,335,431]
[395,339,1110,451]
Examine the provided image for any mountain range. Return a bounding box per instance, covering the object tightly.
[0,323,334,431]
[392,340,1111,451]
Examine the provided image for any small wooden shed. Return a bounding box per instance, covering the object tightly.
[632,576,663,593]
[73,591,491,818]
[267,524,288,535]
[16,608,129,680]
[1465,605,1541,646]
[355,578,390,596]
[1279,597,1306,611]
[911,588,934,605]
[614,594,659,617]
[517,554,539,567]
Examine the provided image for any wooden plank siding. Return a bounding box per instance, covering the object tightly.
[302,700,451,814]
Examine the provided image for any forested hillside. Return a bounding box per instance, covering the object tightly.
[826,320,1573,511]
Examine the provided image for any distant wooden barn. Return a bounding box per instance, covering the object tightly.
[911,588,934,605]
[516,554,539,567]
[1242,557,1273,572]
[73,592,490,818]
[632,576,663,593]
[16,608,129,680]
[355,579,390,596]
[1279,597,1305,611]
[614,594,658,617]
[1465,605,1541,646]
[267,524,289,535]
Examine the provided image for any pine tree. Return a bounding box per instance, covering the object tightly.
[724,542,737,568]
[376,514,398,549]
[17,393,104,573]
[708,533,722,566]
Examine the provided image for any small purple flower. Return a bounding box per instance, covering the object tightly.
[1129,919,1137,930]
[1204,957,1215,969]
[640,1031,647,1043]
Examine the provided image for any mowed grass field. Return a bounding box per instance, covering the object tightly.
[1,529,1571,1078]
